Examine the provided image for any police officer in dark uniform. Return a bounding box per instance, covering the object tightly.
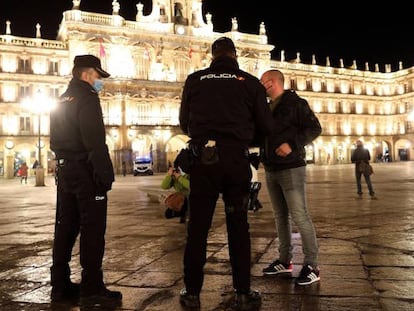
[49,55,122,307]
[178,37,273,310]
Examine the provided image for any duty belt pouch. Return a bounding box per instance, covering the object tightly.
[200,145,219,165]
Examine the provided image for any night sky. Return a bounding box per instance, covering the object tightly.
[1,0,412,71]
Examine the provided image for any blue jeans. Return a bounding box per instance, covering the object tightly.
[355,169,375,195]
[265,166,318,267]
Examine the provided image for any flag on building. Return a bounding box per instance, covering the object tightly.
[144,47,151,61]
[99,37,106,58]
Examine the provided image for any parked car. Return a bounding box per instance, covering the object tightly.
[133,157,154,176]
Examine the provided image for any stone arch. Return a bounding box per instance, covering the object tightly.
[394,138,414,161]
[12,143,36,175]
[173,0,188,25]
[131,134,154,160]
[373,140,392,162]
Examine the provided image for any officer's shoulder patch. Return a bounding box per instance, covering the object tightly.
[60,96,75,103]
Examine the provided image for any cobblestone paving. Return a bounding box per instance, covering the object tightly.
[0,162,413,310]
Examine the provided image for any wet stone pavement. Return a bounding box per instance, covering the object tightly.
[0,162,413,311]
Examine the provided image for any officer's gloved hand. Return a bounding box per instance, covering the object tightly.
[94,173,113,194]
[96,182,112,194]
[89,145,115,193]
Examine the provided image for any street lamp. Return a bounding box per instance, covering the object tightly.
[36,110,43,178]
[21,90,55,186]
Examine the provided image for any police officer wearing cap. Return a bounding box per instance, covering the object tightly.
[49,54,122,306]
[178,37,273,309]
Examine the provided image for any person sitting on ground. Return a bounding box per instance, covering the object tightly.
[161,165,189,223]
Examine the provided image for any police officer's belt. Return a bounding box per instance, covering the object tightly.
[55,151,89,164]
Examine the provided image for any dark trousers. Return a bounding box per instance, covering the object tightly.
[51,160,107,295]
[183,145,252,294]
[355,169,375,195]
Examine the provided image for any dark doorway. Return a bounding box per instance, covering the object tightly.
[398,148,408,161]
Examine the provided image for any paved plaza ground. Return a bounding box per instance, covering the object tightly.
[0,162,413,310]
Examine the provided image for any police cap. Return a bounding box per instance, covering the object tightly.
[73,54,110,78]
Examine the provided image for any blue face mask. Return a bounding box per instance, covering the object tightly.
[93,79,104,92]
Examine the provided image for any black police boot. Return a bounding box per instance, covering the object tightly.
[179,288,200,308]
[50,265,80,303]
[247,182,262,212]
[80,286,122,307]
[234,290,261,311]
[51,282,80,303]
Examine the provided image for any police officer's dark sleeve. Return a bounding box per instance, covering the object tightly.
[179,79,190,134]
[251,84,273,146]
[79,96,115,192]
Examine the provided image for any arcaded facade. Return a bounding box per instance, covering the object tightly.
[1,0,413,178]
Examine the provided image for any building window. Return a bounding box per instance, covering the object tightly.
[49,88,60,98]
[306,79,311,90]
[136,51,150,80]
[49,61,59,75]
[174,56,189,82]
[136,102,151,125]
[19,85,31,99]
[290,78,296,90]
[18,58,31,73]
[19,116,31,132]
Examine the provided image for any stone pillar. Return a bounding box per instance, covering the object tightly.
[155,141,168,173]
[5,154,14,179]
[117,94,132,174]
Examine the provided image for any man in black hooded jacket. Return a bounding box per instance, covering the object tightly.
[260,69,322,286]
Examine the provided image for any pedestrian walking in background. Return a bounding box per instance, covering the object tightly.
[351,139,376,198]
[32,160,39,176]
[259,69,322,286]
[49,54,122,307]
[178,37,273,309]
[121,161,127,176]
[19,162,29,184]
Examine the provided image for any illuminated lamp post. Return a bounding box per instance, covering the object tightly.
[21,90,55,186]
[36,108,44,186]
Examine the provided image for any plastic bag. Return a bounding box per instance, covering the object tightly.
[164,192,185,212]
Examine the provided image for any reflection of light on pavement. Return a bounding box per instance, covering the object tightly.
[251,164,258,182]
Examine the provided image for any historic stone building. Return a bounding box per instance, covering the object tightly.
[1,0,413,179]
